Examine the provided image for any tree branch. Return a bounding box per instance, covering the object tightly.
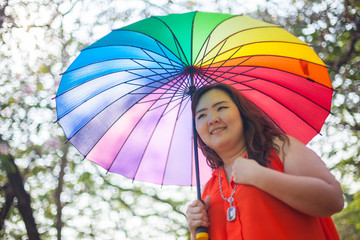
[5,155,40,240]
[0,183,14,231]
[54,144,69,240]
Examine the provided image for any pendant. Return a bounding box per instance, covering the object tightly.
[227,206,236,221]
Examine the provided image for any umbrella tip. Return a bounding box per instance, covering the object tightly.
[184,65,199,75]
[186,85,196,97]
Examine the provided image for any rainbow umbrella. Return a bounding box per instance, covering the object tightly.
[55,12,332,195]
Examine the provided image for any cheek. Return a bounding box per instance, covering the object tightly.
[230,115,243,133]
[195,121,208,139]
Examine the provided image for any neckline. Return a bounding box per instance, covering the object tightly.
[217,167,237,189]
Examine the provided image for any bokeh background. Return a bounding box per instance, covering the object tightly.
[1,0,359,239]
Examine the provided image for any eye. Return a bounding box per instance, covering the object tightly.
[218,106,228,111]
[197,113,206,120]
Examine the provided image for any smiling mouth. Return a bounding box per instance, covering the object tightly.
[210,127,226,135]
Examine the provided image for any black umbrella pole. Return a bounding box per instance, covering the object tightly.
[192,117,209,240]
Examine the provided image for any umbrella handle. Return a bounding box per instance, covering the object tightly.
[196,226,209,240]
[195,200,209,240]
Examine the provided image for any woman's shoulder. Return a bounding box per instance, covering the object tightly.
[272,134,309,163]
[276,135,329,175]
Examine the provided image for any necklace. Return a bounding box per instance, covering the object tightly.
[219,166,238,222]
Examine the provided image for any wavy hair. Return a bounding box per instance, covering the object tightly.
[191,83,288,169]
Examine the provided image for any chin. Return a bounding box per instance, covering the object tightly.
[210,142,231,152]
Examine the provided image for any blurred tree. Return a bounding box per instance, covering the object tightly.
[0,0,359,239]
[333,191,360,240]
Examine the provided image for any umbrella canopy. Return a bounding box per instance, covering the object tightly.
[55,11,333,187]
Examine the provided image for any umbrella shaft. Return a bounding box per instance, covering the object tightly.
[192,117,202,200]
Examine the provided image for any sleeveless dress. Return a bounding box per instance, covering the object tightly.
[201,152,340,240]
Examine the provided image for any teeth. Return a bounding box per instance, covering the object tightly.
[211,128,222,134]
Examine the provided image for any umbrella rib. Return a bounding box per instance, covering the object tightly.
[134,86,191,115]
[192,14,240,64]
[130,56,190,95]
[153,16,190,66]
[193,73,214,89]
[200,54,333,93]
[61,46,182,76]
[85,29,185,67]
[163,74,191,120]
[202,72,328,134]
[56,69,179,122]
[204,57,255,83]
[196,40,244,88]
[193,24,310,66]
[197,35,211,68]
[55,60,181,100]
[197,40,322,69]
[88,79,186,173]
[204,60,334,102]
[163,72,191,95]
[204,68,332,114]
[118,67,189,95]
[240,83,324,135]
[64,83,146,143]
[154,41,184,76]
[65,73,189,156]
[152,43,198,100]
[60,73,181,142]
[136,76,189,108]
[200,47,246,85]
[148,89,191,117]
[144,73,192,121]
[128,68,189,95]
[105,90,170,175]
[152,41,194,95]
[213,55,331,84]
[160,85,192,186]
[136,94,187,112]
[197,37,230,86]
[129,80,185,182]
[131,58,169,77]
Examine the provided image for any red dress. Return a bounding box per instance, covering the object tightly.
[201,152,340,240]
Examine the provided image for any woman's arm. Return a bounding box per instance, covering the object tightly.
[231,135,344,217]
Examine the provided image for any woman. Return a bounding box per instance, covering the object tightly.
[186,83,343,240]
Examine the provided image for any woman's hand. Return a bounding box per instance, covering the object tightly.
[231,156,263,185]
[186,196,211,239]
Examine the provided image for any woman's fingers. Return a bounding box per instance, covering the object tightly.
[186,199,210,232]
[187,213,209,226]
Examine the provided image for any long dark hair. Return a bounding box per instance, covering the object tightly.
[191,83,288,169]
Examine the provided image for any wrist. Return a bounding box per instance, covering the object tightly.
[250,164,268,187]
[190,233,196,240]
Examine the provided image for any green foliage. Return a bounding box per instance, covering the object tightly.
[0,154,16,174]
[334,190,360,239]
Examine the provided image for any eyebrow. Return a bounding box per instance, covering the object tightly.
[196,101,229,115]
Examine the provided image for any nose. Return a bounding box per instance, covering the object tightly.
[208,111,219,125]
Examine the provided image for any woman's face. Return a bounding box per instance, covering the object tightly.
[195,89,245,154]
